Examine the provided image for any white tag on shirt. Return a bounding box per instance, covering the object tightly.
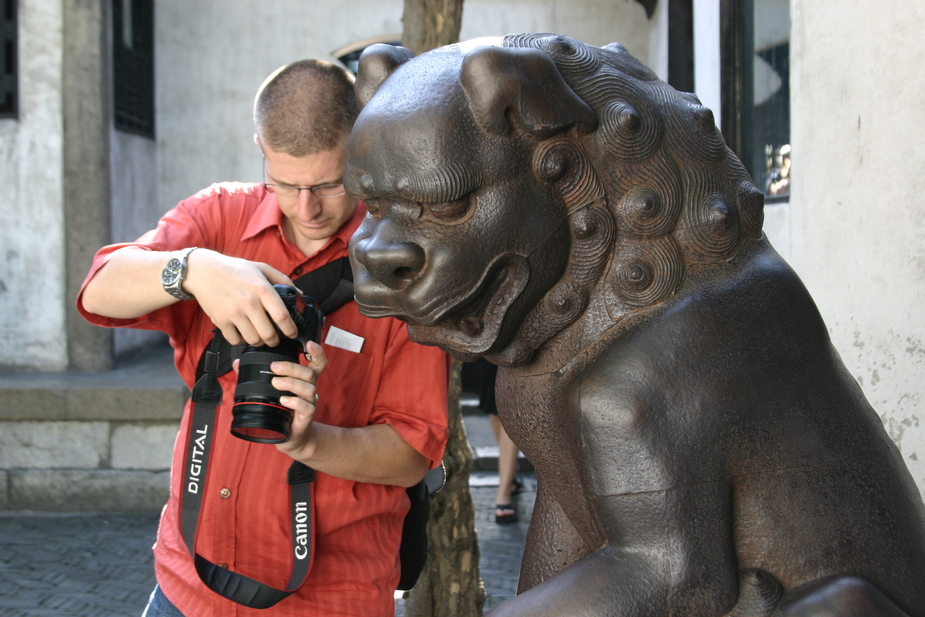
[324,326,365,353]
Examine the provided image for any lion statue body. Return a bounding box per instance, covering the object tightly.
[345,34,925,616]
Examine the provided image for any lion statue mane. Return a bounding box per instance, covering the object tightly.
[345,34,925,616]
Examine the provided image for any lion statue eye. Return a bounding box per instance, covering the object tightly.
[424,200,470,222]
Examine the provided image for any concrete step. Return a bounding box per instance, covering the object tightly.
[0,349,531,511]
[0,345,186,511]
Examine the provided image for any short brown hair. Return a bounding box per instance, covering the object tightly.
[254,60,359,157]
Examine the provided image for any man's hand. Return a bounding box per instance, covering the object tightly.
[272,341,327,458]
[184,249,297,346]
[271,341,431,487]
[80,246,299,348]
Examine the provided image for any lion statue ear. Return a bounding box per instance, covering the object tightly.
[459,45,598,139]
[355,44,416,108]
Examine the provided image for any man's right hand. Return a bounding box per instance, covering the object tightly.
[80,246,298,347]
[184,249,297,346]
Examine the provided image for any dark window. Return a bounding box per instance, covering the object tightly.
[0,0,16,118]
[338,41,401,75]
[667,0,694,94]
[721,0,790,201]
[112,0,155,137]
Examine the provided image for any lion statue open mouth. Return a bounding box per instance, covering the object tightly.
[347,34,925,617]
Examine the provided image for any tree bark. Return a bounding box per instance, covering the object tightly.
[400,5,482,614]
[403,360,486,617]
[402,0,465,56]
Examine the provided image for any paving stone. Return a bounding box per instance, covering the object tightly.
[0,477,536,616]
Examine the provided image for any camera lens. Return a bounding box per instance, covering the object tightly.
[231,339,303,444]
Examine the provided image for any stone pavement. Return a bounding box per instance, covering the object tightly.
[0,421,536,616]
[465,473,535,612]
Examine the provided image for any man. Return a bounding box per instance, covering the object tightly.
[78,60,449,616]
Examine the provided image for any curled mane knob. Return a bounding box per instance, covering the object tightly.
[613,236,685,307]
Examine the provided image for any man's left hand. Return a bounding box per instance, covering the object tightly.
[272,340,327,457]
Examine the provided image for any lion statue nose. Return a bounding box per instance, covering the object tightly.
[353,225,426,290]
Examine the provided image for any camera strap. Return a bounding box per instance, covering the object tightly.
[180,332,316,609]
[177,257,354,608]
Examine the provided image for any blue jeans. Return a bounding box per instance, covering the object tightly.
[142,585,185,617]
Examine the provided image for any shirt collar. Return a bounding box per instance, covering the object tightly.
[242,185,284,241]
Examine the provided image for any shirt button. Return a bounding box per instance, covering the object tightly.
[218,563,228,569]
[220,488,232,499]
[293,266,303,275]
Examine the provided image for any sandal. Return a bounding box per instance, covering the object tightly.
[511,476,525,496]
[495,503,518,524]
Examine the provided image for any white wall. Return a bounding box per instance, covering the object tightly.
[109,130,165,358]
[692,0,720,123]
[790,1,925,490]
[154,0,650,214]
[155,0,407,212]
[0,1,67,371]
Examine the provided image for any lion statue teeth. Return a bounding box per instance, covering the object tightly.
[346,33,925,617]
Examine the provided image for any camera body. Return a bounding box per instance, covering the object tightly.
[231,284,324,444]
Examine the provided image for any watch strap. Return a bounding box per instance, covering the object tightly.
[163,247,198,301]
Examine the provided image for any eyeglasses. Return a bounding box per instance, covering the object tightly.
[262,161,346,200]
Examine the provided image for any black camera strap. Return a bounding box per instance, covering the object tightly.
[178,258,353,608]
[181,332,316,609]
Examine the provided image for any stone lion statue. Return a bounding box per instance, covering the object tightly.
[345,34,925,616]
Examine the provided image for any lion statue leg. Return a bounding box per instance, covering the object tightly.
[517,476,593,592]
[775,576,912,617]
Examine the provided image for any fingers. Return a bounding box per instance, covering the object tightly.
[187,252,299,346]
[302,341,327,374]
[272,344,326,452]
[217,281,293,346]
[277,391,317,447]
[256,264,300,341]
[271,360,319,403]
[272,357,321,456]
[259,263,298,287]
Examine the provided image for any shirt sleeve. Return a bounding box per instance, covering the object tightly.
[75,188,224,340]
[372,319,450,468]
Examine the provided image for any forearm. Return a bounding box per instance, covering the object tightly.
[269,344,436,487]
[81,246,181,319]
[83,246,297,346]
[291,422,430,487]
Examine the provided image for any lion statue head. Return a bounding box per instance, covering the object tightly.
[346,33,764,368]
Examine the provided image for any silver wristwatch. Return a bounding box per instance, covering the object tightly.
[161,247,198,301]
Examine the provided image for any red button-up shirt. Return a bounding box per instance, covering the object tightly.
[77,183,449,616]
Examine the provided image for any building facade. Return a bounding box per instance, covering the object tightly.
[2,0,924,506]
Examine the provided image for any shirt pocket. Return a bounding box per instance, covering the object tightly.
[315,344,375,428]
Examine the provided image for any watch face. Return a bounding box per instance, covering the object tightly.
[162,258,182,285]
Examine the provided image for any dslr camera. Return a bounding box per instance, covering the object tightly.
[231,284,324,444]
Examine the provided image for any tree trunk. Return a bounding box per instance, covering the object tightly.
[403,360,486,617]
[400,5,481,615]
[401,0,465,56]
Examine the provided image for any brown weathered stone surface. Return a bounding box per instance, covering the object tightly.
[348,33,925,617]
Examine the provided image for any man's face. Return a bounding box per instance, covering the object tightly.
[262,144,358,255]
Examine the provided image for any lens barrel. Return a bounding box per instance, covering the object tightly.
[231,339,302,444]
